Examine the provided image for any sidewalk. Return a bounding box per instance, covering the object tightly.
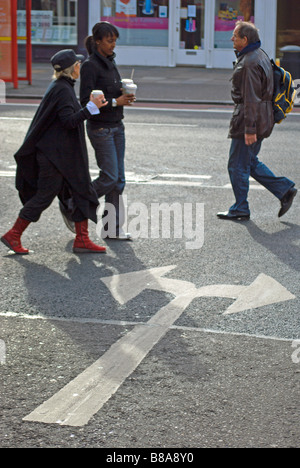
[5,61,233,104]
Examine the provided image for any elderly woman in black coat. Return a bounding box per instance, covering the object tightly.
[1,49,107,255]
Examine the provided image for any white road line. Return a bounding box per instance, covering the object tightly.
[1,104,233,114]
[0,170,264,190]
[0,116,199,127]
[0,103,39,108]
[158,174,212,179]
[128,179,206,187]
[126,180,265,189]
[0,171,15,177]
[0,311,140,327]
[133,107,234,114]
[1,103,300,116]
[0,116,32,121]
[127,122,198,127]
[170,325,295,343]
[0,311,294,343]
[129,107,300,116]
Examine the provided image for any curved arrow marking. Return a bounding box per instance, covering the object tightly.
[23,267,296,427]
[101,267,296,315]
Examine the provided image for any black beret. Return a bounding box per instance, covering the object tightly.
[50,49,85,72]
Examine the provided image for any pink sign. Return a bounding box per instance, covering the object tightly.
[102,16,168,30]
[215,15,254,31]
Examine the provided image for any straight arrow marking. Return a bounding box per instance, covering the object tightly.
[23,295,193,427]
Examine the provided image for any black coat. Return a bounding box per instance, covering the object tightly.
[14,76,99,223]
[80,51,123,129]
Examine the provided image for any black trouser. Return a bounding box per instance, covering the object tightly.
[19,152,84,223]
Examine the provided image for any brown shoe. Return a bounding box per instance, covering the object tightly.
[278,188,297,218]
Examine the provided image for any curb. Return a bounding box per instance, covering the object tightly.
[5,95,300,107]
[6,94,234,106]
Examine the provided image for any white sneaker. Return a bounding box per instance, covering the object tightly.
[107,229,132,241]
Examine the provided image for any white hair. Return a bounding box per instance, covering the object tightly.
[52,63,76,80]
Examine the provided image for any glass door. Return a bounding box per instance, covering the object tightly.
[176,0,206,66]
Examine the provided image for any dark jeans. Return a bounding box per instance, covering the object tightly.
[87,122,126,234]
[228,138,295,215]
[19,152,84,223]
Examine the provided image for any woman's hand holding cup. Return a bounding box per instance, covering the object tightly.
[117,93,136,106]
[119,80,137,106]
[90,90,108,109]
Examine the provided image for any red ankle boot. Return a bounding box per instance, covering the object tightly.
[1,217,30,255]
[73,220,106,254]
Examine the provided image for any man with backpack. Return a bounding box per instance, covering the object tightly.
[218,21,297,221]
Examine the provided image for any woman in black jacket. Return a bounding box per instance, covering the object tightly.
[80,22,135,240]
[1,49,108,255]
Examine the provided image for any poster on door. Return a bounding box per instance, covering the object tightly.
[214,0,255,48]
[116,0,137,18]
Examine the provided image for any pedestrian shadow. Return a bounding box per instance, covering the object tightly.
[2,239,179,367]
[6,239,173,322]
[244,221,300,272]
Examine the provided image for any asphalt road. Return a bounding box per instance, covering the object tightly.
[0,104,299,449]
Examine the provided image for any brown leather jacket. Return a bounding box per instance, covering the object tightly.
[229,48,275,140]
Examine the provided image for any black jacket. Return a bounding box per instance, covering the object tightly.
[229,47,274,140]
[14,76,99,223]
[80,51,123,129]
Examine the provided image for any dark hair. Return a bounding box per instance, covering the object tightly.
[235,20,260,44]
[85,22,119,55]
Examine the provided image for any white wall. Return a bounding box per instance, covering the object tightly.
[255,0,277,60]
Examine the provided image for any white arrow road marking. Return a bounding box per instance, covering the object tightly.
[101,265,195,305]
[100,267,296,315]
[223,273,296,315]
[23,267,296,427]
[23,295,193,427]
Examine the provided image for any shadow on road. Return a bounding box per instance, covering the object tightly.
[244,221,300,273]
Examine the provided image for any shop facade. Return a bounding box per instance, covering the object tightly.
[89,0,276,68]
[17,0,300,68]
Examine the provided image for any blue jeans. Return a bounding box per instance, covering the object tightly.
[228,138,295,215]
[87,122,126,233]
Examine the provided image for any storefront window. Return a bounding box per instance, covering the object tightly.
[214,0,255,49]
[277,0,300,57]
[100,1,169,47]
[179,0,205,51]
[0,0,12,79]
[17,0,78,45]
